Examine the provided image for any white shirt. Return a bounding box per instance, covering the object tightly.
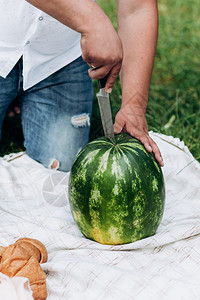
[0,0,82,90]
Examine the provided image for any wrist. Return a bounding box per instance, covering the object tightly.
[121,92,148,113]
[77,2,110,34]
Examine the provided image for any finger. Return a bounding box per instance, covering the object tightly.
[88,65,111,81]
[125,126,164,167]
[113,122,123,134]
[113,115,125,134]
[149,137,164,166]
[139,134,164,167]
[105,63,121,93]
[88,63,121,93]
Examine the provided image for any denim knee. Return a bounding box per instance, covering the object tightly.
[26,112,91,172]
[21,56,93,172]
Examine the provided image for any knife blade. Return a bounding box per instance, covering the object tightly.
[96,77,115,142]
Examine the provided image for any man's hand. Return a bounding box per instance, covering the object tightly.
[26,0,123,93]
[81,22,123,93]
[114,95,164,167]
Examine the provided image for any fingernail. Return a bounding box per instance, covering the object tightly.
[107,88,112,94]
[148,146,152,151]
[159,156,164,166]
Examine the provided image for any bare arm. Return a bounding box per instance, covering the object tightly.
[114,0,163,166]
[26,0,123,92]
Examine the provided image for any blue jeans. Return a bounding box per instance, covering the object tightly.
[0,56,93,171]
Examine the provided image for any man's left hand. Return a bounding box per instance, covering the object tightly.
[113,98,164,167]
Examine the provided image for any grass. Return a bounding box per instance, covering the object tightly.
[1,0,200,162]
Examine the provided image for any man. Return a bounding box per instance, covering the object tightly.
[0,0,163,171]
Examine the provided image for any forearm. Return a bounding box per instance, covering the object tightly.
[117,0,158,109]
[26,0,123,91]
[26,0,110,34]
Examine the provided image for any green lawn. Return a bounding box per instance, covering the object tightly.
[1,0,200,162]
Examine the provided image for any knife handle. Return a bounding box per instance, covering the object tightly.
[98,76,108,89]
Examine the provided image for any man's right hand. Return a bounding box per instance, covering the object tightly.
[26,0,123,93]
[81,17,123,93]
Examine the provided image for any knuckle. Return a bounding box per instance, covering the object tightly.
[82,50,96,64]
[138,134,149,143]
[114,118,123,128]
[111,71,119,79]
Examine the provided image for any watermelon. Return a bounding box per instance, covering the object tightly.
[68,133,165,245]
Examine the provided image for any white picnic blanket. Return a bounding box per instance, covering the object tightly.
[0,132,200,300]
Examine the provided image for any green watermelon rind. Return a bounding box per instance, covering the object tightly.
[69,133,165,245]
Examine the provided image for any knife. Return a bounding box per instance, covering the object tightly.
[96,77,115,142]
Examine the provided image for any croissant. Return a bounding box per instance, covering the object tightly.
[0,238,48,300]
